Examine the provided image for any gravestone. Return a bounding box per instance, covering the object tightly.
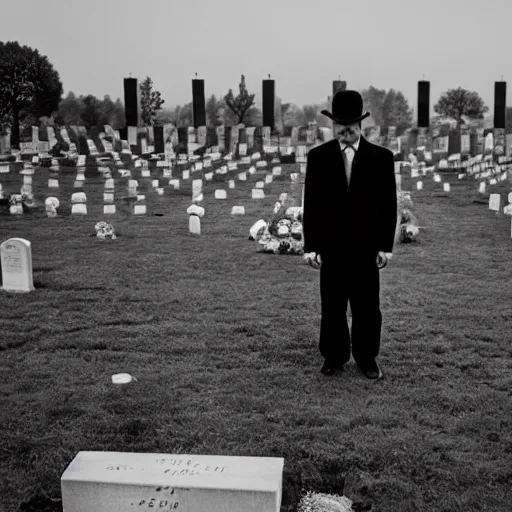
[252,189,265,199]
[215,190,227,199]
[443,183,450,192]
[61,452,284,512]
[189,215,201,235]
[489,194,501,211]
[0,238,35,293]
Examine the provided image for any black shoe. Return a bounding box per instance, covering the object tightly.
[320,358,347,375]
[357,359,382,380]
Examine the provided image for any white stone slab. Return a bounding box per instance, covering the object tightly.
[189,215,201,235]
[443,183,450,192]
[205,172,213,181]
[255,181,265,189]
[152,179,159,188]
[73,181,83,189]
[156,187,164,196]
[434,174,441,182]
[163,169,172,178]
[252,189,265,199]
[71,204,87,215]
[182,170,190,180]
[104,193,114,203]
[0,238,35,293]
[231,206,245,215]
[256,160,267,168]
[169,179,180,189]
[134,204,146,215]
[61,451,284,512]
[215,190,227,199]
[23,175,32,185]
[238,172,247,181]
[417,181,423,190]
[142,170,151,178]
[265,175,273,184]
[103,204,116,214]
[71,192,87,204]
[228,180,235,189]
[104,178,115,190]
[128,180,138,189]
[489,193,501,211]
[478,182,486,194]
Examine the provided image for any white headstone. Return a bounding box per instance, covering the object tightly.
[265,175,273,184]
[434,174,441,183]
[189,215,201,235]
[272,167,282,176]
[417,181,423,191]
[231,206,245,215]
[71,204,87,215]
[61,452,284,512]
[443,183,450,192]
[169,179,180,189]
[215,190,227,199]
[104,193,114,203]
[489,194,501,211]
[141,170,151,178]
[71,192,87,204]
[134,204,147,215]
[255,181,265,189]
[104,178,115,190]
[478,182,486,194]
[238,172,247,181]
[252,189,265,199]
[103,204,116,214]
[156,188,164,196]
[228,180,235,189]
[0,238,35,293]
[182,170,190,180]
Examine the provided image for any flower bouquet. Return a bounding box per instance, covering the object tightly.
[249,200,304,255]
[397,191,419,243]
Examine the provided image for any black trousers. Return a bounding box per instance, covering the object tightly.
[318,251,382,364]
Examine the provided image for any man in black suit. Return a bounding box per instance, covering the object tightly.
[302,90,397,379]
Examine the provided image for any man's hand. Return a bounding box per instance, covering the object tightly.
[376,251,388,269]
[304,252,322,269]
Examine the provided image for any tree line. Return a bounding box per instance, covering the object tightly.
[1,41,511,149]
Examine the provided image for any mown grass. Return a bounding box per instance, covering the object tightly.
[0,160,511,512]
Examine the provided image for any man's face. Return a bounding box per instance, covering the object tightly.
[334,122,361,145]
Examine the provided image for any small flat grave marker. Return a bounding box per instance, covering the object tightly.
[103,205,116,214]
[215,190,227,199]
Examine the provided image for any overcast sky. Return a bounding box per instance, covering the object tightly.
[3,0,509,116]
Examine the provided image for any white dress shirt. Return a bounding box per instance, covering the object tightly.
[339,138,393,261]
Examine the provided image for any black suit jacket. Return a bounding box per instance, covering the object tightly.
[302,136,397,256]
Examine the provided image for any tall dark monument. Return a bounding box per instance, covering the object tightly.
[332,80,347,96]
[262,77,275,129]
[417,80,430,128]
[154,125,164,154]
[494,81,506,129]
[192,78,206,127]
[124,78,138,127]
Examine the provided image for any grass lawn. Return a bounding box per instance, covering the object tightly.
[0,160,511,512]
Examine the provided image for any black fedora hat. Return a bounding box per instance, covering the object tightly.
[321,90,370,125]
